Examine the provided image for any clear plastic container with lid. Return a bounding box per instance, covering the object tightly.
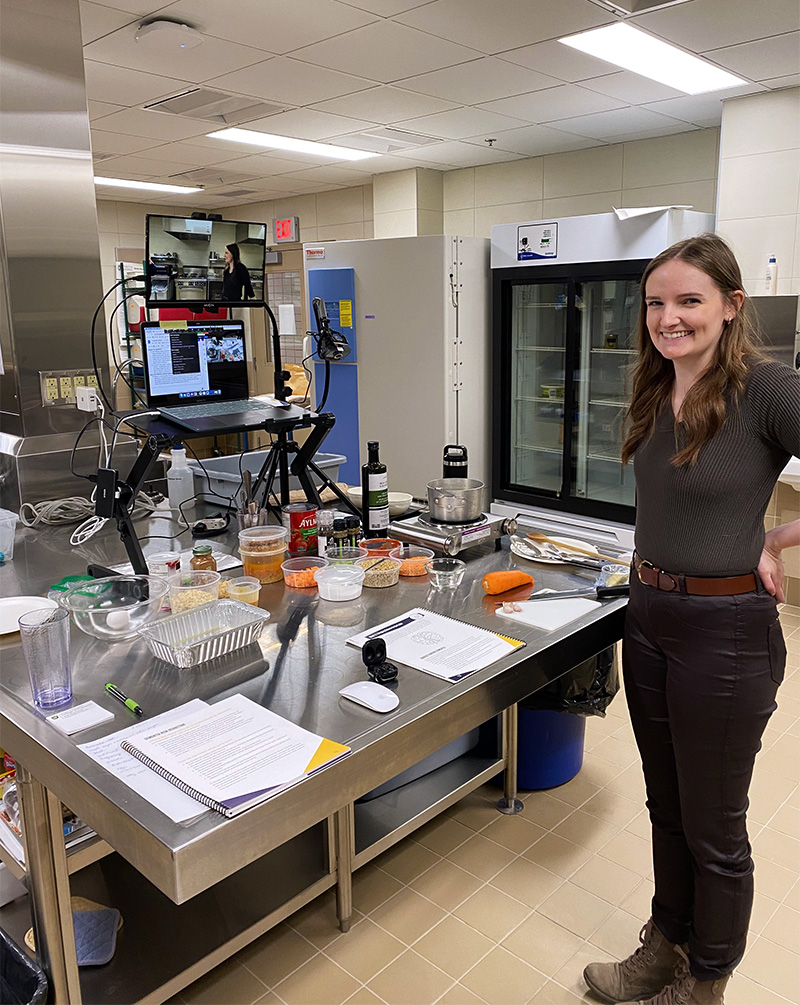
[314,565,365,602]
[238,525,288,584]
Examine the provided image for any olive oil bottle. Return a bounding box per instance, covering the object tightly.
[361,440,389,538]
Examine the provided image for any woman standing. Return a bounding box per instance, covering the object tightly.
[584,234,799,1005]
[222,242,255,301]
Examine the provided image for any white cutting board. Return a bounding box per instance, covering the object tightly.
[495,597,600,632]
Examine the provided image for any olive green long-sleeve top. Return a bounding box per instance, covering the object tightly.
[633,360,800,577]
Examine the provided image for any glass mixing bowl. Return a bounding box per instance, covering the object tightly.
[58,575,170,641]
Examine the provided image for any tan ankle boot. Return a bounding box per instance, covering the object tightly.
[620,949,731,1004]
[583,920,680,1003]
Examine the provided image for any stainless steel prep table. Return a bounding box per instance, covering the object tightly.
[0,515,625,1004]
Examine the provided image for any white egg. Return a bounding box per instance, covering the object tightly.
[105,610,131,631]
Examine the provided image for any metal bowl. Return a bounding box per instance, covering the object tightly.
[58,575,169,641]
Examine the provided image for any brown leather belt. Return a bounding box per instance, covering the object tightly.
[634,554,757,596]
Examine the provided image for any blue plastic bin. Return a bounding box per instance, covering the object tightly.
[517,709,586,790]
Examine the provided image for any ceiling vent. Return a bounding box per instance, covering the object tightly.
[590,0,693,12]
[335,126,442,154]
[169,168,261,188]
[144,88,286,126]
[211,188,260,199]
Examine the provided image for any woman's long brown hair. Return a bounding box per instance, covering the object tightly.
[621,232,768,467]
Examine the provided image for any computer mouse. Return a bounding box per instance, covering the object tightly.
[339,681,400,713]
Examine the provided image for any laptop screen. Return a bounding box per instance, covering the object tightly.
[141,320,249,408]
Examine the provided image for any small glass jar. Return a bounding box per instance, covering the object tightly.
[190,543,217,571]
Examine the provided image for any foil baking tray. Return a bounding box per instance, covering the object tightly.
[137,599,270,668]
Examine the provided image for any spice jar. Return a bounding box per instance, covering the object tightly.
[190,544,217,571]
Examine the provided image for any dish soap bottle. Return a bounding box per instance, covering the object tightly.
[765,255,778,295]
[361,440,389,538]
[167,444,195,522]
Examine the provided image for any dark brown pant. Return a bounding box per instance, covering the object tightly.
[622,572,786,981]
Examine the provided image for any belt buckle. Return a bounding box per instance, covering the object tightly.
[637,558,655,584]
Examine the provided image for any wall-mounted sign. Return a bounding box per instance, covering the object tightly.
[273,216,299,243]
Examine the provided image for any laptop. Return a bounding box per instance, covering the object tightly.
[140,319,281,434]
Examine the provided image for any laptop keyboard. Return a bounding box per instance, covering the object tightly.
[163,399,273,419]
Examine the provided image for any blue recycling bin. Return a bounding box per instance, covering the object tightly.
[517,708,586,790]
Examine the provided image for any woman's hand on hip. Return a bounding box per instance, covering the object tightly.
[759,533,786,603]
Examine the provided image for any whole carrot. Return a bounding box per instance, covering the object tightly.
[481,570,534,595]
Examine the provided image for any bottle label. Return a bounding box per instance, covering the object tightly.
[367,472,389,530]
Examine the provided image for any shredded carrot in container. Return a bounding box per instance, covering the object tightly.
[285,566,322,588]
[398,557,430,577]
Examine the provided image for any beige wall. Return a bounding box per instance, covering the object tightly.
[717,87,800,296]
[442,128,719,238]
[372,168,443,237]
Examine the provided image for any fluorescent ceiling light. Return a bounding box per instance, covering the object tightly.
[559,23,747,94]
[94,177,203,193]
[207,127,379,161]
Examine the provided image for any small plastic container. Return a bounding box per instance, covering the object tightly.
[168,570,221,613]
[390,544,435,577]
[238,525,288,550]
[281,556,329,589]
[147,553,182,576]
[597,563,629,587]
[0,508,18,562]
[315,565,365,602]
[358,555,401,589]
[324,545,368,565]
[361,538,402,556]
[225,576,261,605]
[426,557,466,590]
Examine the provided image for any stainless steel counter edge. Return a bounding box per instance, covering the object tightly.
[1,600,624,903]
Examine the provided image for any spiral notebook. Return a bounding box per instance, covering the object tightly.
[347,608,525,681]
[120,694,350,818]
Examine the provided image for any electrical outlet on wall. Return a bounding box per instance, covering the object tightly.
[40,369,102,406]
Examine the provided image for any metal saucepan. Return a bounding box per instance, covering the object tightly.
[426,477,485,523]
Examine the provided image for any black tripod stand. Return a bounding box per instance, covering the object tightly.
[253,304,360,519]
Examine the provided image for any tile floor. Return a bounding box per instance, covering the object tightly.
[171,607,800,1005]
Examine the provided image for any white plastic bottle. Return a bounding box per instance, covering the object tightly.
[167,445,195,520]
[765,255,778,295]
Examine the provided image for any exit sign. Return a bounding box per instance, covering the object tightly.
[273,216,299,243]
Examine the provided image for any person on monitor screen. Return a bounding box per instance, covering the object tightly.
[222,243,255,301]
[582,233,799,1005]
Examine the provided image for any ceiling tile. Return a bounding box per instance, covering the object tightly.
[92,106,212,140]
[499,39,620,82]
[162,0,378,52]
[243,108,374,140]
[311,85,458,123]
[96,153,201,178]
[398,57,562,103]
[291,21,481,82]
[545,106,694,143]
[132,141,249,166]
[90,129,159,156]
[88,99,125,120]
[79,1,135,44]
[580,71,685,104]
[364,153,444,172]
[471,123,596,157]
[83,0,182,15]
[393,106,529,140]
[83,24,270,82]
[336,0,433,13]
[642,85,765,127]
[394,140,525,167]
[220,151,347,175]
[394,0,613,53]
[274,165,376,185]
[83,61,189,105]
[479,84,627,123]
[208,57,374,106]
[762,73,800,88]
[703,32,800,81]
[632,0,800,52]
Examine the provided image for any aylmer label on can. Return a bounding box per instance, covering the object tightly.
[282,503,318,555]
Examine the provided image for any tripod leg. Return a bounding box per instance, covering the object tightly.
[305,459,360,517]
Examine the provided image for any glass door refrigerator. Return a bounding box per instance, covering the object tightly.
[490,210,714,529]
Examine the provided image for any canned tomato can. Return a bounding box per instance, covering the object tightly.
[282,503,318,555]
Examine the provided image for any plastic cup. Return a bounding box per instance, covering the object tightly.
[18,607,72,708]
[598,563,629,587]
[390,544,435,577]
[426,558,466,590]
[168,570,220,613]
[314,565,365,602]
[225,576,261,605]
[236,509,270,531]
[281,556,329,589]
[324,545,368,565]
